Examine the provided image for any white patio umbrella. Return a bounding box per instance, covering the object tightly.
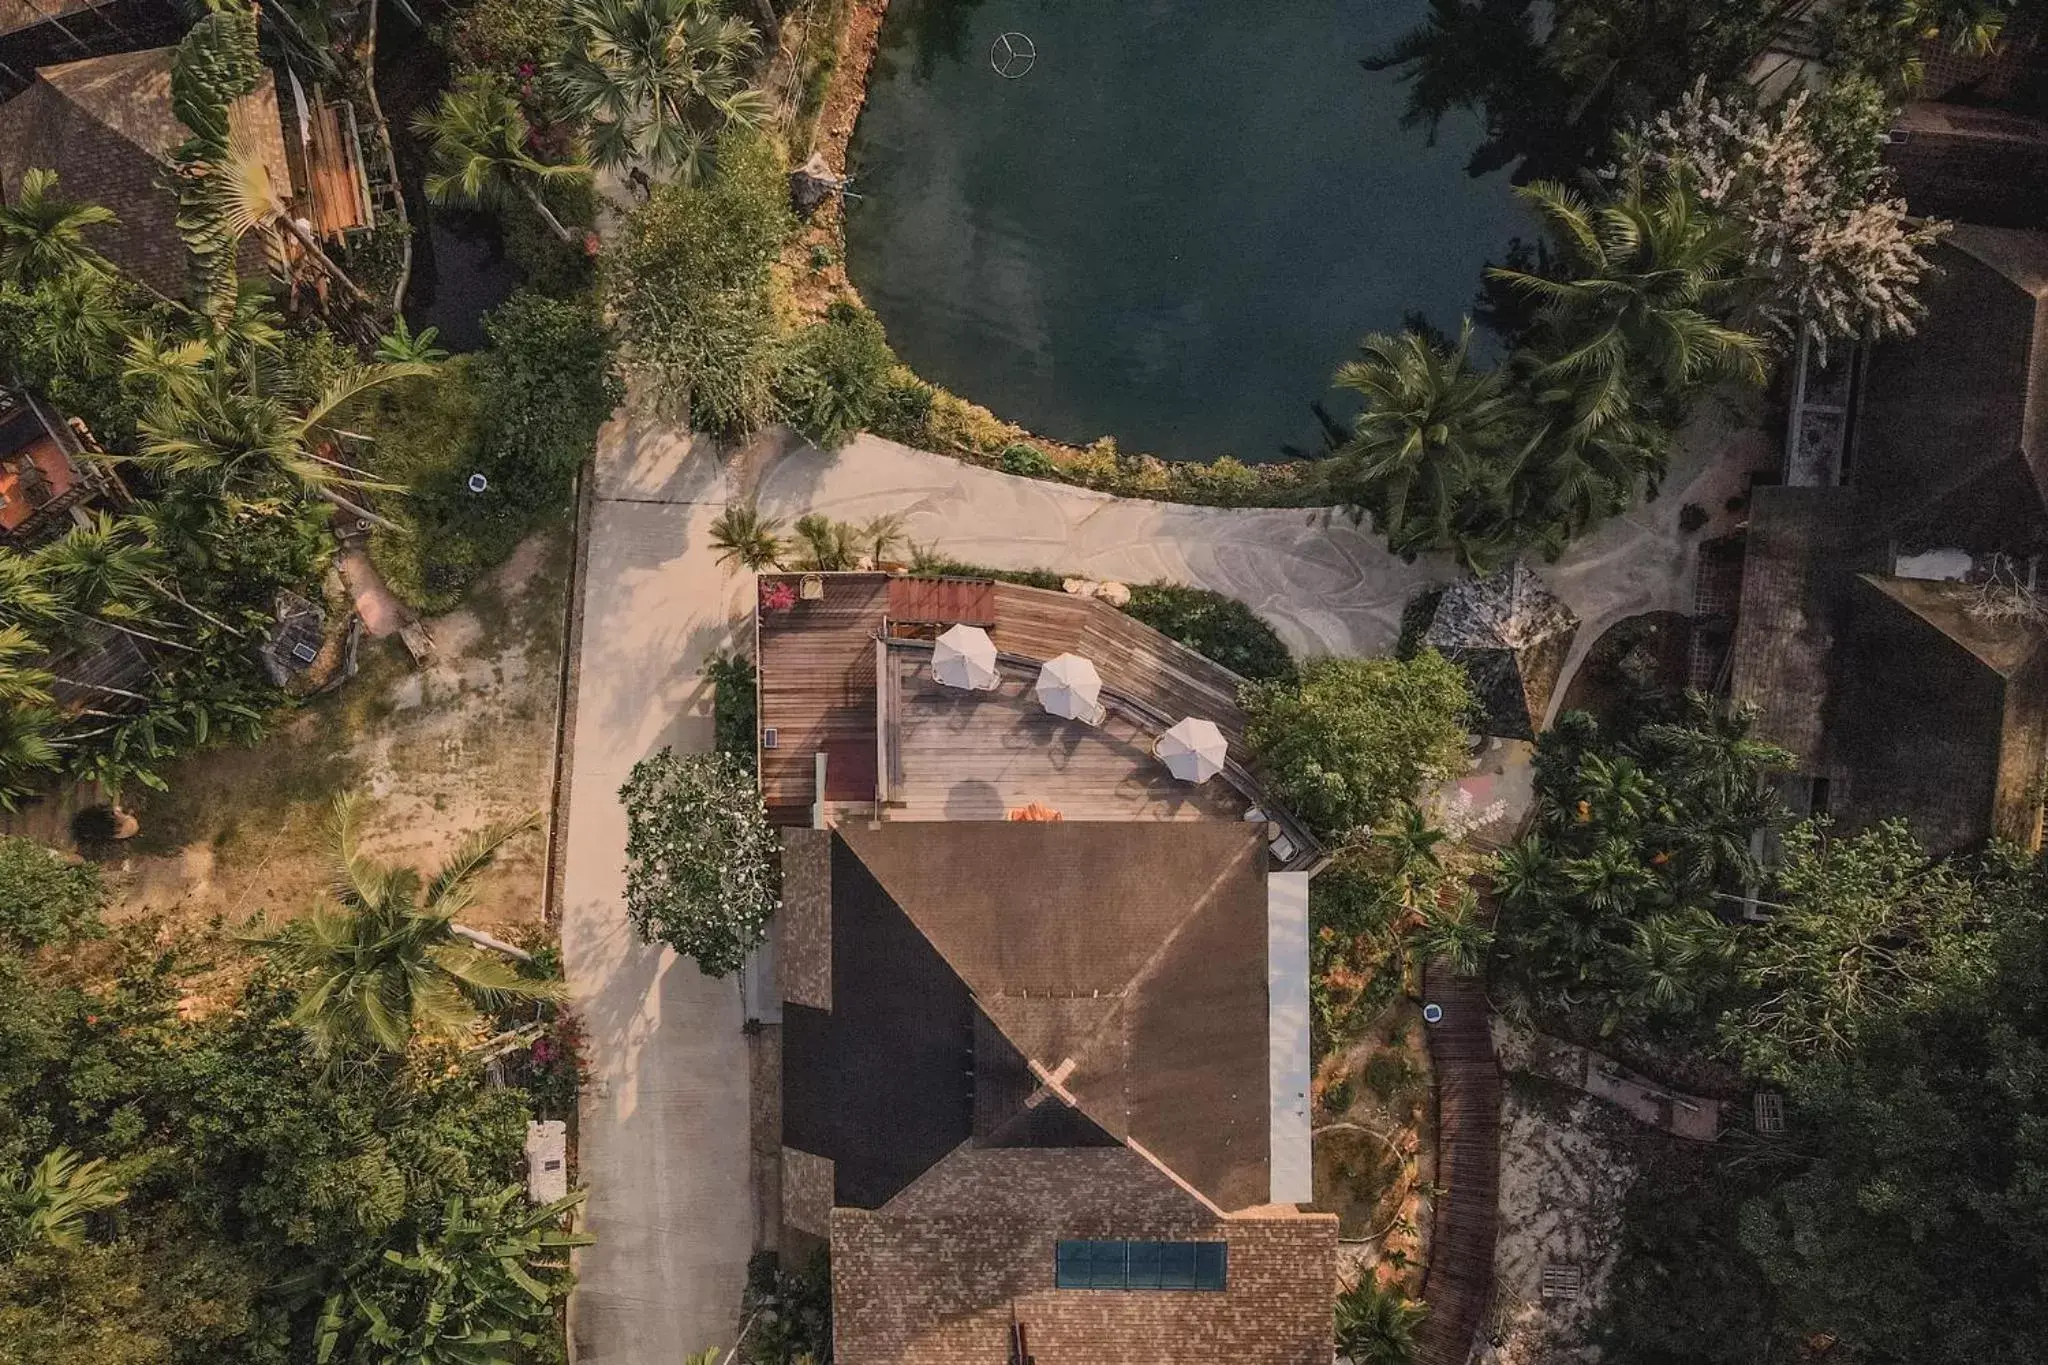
[1155,717,1227,783]
[931,623,1000,691]
[1035,653,1103,723]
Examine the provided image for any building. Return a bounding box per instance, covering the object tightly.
[756,572,1336,1363]
[1728,226,2048,854]
[0,388,113,546]
[0,0,183,97]
[1422,562,1579,741]
[777,822,1333,1364]
[0,41,372,300]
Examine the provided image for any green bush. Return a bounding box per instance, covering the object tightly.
[1123,583,1294,683]
[366,293,614,612]
[474,290,618,513]
[607,130,791,436]
[776,301,898,450]
[869,370,936,443]
[502,177,598,297]
[0,839,102,953]
[999,442,1058,477]
[1242,653,1471,840]
[443,0,562,79]
[703,651,758,775]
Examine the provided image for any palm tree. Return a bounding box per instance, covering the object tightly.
[708,502,785,570]
[0,704,61,813]
[1335,1274,1428,1365]
[859,512,908,564]
[321,1185,592,1364]
[254,794,563,1059]
[0,625,53,709]
[5,1148,126,1249]
[1413,887,1493,980]
[789,513,863,571]
[0,168,116,286]
[126,309,429,528]
[551,0,774,182]
[415,74,594,246]
[1490,172,1767,405]
[1329,322,1521,557]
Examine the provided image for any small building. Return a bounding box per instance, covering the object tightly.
[0,42,371,300]
[0,389,108,546]
[256,588,357,693]
[777,821,1333,1364]
[1424,562,1580,741]
[1728,226,2048,854]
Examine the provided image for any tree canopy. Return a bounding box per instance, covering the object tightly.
[619,747,780,977]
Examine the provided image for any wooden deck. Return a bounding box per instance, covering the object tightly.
[752,574,1320,864]
[988,582,1249,749]
[879,648,1249,825]
[757,573,890,824]
[1416,959,1502,1365]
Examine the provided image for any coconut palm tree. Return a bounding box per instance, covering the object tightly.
[0,625,53,708]
[1329,322,1522,557]
[254,794,563,1059]
[5,1148,126,1249]
[789,513,863,571]
[125,307,429,527]
[0,168,116,287]
[708,502,785,570]
[415,74,594,246]
[1490,172,1767,406]
[1335,1274,1428,1365]
[551,0,774,182]
[0,704,61,812]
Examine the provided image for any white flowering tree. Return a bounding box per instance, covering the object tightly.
[1619,78,1948,359]
[620,748,779,977]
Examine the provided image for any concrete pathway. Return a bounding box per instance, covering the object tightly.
[557,397,1766,1359]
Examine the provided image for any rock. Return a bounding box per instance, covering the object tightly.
[1096,581,1131,607]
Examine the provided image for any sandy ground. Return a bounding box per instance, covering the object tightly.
[78,530,569,935]
[1484,1028,1642,1365]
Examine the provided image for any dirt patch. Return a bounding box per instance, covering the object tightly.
[1482,1069,1639,1365]
[1553,610,1693,723]
[1311,999,1433,1289]
[97,527,570,935]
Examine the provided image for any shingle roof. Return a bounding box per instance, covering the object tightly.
[781,822,1275,1214]
[0,46,293,299]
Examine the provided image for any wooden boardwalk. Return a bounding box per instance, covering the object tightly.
[757,573,891,825]
[1416,961,1501,1365]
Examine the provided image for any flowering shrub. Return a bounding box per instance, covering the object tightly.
[1618,78,1947,359]
[759,580,797,612]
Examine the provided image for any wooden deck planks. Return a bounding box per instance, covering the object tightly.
[882,649,1247,824]
[1416,960,1502,1365]
[758,573,892,820]
[990,583,1249,741]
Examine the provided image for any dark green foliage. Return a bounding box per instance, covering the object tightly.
[741,1248,833,1365]
[776,302,899,450]
[1123,583,1295,683]
[0,839,102,953]
[1242,653,1471,840]
[444,0,565,80]
[607,130,791,435]
[502,179,599,298]
[998,443,1058,477]
[1334,1274,1427,1365]
[1494,695,1789,1037]
[867,371,935,442]
[1393,585,1445,661]
[367,292,614,611]
[1594,1143,1782,1365]
[475,292,619,513]
[703,651,758,774]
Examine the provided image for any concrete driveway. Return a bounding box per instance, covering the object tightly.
[558,404,1757,1359]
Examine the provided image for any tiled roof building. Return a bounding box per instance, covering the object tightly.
[776,822,1334,1364]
